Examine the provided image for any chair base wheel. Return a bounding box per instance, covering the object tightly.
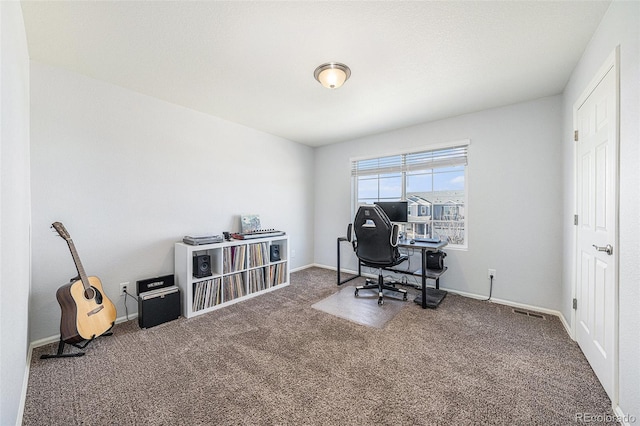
[353,276,409,306]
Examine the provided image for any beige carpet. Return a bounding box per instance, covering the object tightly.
[312,285,410,328]
[23,267,616,425]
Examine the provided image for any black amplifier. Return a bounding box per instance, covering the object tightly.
[136,275,180,329]
[137,274,174,294]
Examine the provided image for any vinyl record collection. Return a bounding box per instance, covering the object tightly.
[223,245,246,273]
[248,242,270,268]
[222,273,245,301]
[248,268,268,293]
[270,263,287,286]
[192,278,221,312]
[190,240,287,313]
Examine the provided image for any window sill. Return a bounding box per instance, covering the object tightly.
[444,245,468,252]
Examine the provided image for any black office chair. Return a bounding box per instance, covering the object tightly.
[348,204,408,305]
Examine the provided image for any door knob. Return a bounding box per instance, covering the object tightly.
[592,244,613,255]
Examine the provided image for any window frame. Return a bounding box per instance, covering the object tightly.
[350,140,470,250]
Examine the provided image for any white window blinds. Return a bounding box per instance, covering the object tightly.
[351,144,468,177]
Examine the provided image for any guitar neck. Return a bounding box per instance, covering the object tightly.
[66,239,91,290]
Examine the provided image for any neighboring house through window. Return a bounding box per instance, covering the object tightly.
[351,141,469,248]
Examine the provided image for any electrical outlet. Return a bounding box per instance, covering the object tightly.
[119,282,129,296]
[488,269,496,279]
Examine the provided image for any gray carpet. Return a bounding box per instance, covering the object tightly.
[23,267,615,425]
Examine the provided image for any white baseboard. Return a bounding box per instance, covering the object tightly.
[290,263,315,273]
[483,296,564,320]
[436,289,573,340]
[613,404,634,425]
[313,263,377,280]
[29,313,138,349]
[312,263,569,334]
[557,311,573,339]
[16,344,32,426]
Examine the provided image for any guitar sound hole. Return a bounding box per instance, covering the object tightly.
[83,286,103,304]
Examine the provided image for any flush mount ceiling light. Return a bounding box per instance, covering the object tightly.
[314,62,351,89]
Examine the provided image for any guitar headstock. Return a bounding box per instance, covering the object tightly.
[51,222,71,241]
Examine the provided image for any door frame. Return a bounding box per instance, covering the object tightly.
[571,46,620,404]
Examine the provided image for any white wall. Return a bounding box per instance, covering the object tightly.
[314,96,563,311]
[0,2,31,425]
[30,62,315,342]
[561,0,639,419]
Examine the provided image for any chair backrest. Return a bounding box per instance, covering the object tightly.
[352,205,401,266]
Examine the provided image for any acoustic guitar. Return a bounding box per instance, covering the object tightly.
[52,222,116,344]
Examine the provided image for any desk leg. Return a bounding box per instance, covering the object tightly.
[336,238,341,285]
[421,247,427,309]
[336,237,361,286]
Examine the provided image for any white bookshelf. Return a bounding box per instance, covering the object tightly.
[174,235,289,319]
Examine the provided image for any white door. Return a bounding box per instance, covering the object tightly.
[574,53,618,401]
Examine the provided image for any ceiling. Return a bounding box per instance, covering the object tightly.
[21,1,611,147]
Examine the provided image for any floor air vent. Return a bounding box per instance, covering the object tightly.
[512,309,546,320]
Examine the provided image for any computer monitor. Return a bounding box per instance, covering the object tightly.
[375,201,408,223]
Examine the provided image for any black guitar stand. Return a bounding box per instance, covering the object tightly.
[40,323,114,360]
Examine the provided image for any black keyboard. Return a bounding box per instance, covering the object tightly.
[231,230,285,240]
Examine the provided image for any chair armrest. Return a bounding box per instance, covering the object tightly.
[390,223,400,247]
[346,223,357,250]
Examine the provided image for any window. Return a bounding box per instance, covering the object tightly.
[351,143,468,247]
